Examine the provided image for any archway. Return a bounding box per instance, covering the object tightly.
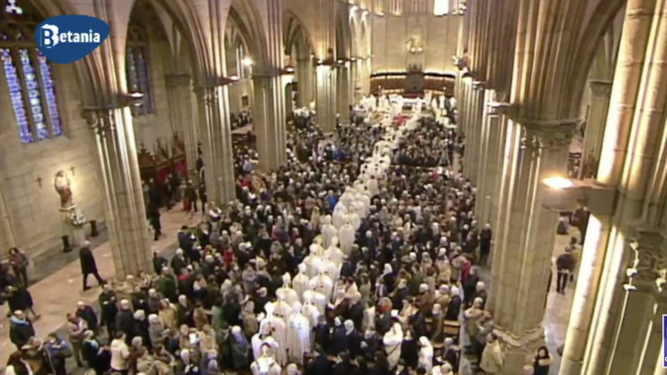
[284,11,315,109]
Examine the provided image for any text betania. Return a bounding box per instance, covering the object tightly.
[41,24,102,48]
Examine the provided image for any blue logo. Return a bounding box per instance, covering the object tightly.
[36,15,109,64]
[663,315,667,368]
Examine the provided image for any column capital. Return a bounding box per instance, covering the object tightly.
[521,120,579,149]
[626,225,667,297]
[165,73,191,88]
[589,80,612,97]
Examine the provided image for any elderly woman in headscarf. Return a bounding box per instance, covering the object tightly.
[229,326,250,370]
[148,314,166,349]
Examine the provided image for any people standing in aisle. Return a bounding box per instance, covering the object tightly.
[79,241,105,291]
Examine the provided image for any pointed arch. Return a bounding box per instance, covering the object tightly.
[283,10,315,60]
[227,0,270,73]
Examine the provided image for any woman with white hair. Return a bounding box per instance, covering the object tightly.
[418,337,434,372]
[148,314,165,349]
[383,322,404,369]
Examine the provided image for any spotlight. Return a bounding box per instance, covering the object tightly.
[242,57,253,67]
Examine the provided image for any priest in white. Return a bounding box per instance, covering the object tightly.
[286,302,311,364]
[252,324,280,362]
[251,343,282,375]
[259,303,288,364]
[338,220,356,256]
[418,336,434,372]
[309,271,334,301]
[301,291,322,327]
[276,274,300,306]
[320,215,338,249]
[292,264,310,302]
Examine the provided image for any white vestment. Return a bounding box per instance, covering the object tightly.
[324,245,345,268]
[276,287,300,307]
[286,313,311,364]
[310,290,327,315]
[362,306,376,332]
[259,315,288,364]
[292,273,310,302]
[250,356,282,375]
[302,302,321,327]
[270,300,293,321]
[338,224,355,255]
[419,345,434,372]
[332,206,347,229]
[309,274,334,301]
[303,254,324,278]
[251,335,280,363]
[321,224,338,250]
[383,331,403,369]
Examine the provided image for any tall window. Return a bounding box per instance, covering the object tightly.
[434,0,450,15]
[126,24,154,116]
[1,0,64,143]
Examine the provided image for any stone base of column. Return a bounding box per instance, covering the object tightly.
[495,326,545,373]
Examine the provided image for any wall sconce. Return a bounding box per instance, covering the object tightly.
[280,66,295,76]
[242,57,254,67]
[217,76,240,85]
[120,92,144,107]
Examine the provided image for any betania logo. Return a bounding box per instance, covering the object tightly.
[36,15,110,64]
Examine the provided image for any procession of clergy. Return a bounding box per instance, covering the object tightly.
[6,94,508,375]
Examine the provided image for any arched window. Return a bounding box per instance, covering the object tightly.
[434,0,450,15]
[0,0,64,143]
[126,24,154,116]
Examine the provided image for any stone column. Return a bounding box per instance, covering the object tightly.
[317,65,337,132]
[337,66,351,120]
[468,86,485,183]
[581,80,611,178]
[253,75,287,171]
[297,57,312,107]
[165,73,198,177]
[195,84,236,204]
[0,184,17,257]
[492,126,574,373]
[82,107,153,277]
[475,101,499,224]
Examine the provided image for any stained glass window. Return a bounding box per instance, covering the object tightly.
[1,48,32,143]
[126,25,155,116]
[1,0,64,143]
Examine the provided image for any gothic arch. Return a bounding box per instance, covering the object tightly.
[283,11,315,60]
[335,8,351,59]
[227,0,270,73]
[563,0,626,117]
[349,11,360,58]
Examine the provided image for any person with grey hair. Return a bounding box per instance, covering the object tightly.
[79,240,105,291]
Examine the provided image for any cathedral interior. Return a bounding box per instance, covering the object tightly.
[0,0,666,374]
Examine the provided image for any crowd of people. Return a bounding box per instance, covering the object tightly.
[3,98,556,375]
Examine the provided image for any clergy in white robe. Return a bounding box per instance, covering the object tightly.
[301,291,322,327]
[384,322,403,369]
[321,259,340,283]
[324,237,345,268]
[418,337,434,372]
[362,305,376,332]
[271,291,293,320]
[293,264,310,302]
[309,273,334,301]
[303,245,324,278]
[276,274,300,306]
[320,216,338,249]
[259,304,288,364]
[338,221,355,256]
[309,290,327,316]
[251,327,280,362]
[347,211,361,231]
[332,205,347,229]
[286,303,311,364]
[251,343,282,375]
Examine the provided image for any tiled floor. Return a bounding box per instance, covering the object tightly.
[0,207,199,366]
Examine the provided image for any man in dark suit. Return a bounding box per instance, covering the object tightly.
[79,241,104,291]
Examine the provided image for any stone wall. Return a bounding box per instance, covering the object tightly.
[131,28,175,150]
[0,63,105,258]
[371,13,460,74]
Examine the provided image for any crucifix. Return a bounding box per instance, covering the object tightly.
[70,166,76,176]
[35,176,42,188]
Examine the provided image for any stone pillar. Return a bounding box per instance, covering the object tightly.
[317,65,337,132]
[581,80,611,178]
[253,75,287,171]
[559,214,612,375]
[82,107,152,277]
[0,184,17,257]
[195,85,236,204]
[165,73,198,177]
[475,99,498,224]
[297,57,312,107]
[492,126,574,373]
[337,66,351,120]
[468,86,485,182]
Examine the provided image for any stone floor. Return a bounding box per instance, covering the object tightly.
[459,229,576,375]
[0,206,199,366]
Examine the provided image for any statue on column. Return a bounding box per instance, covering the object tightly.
[54,170,74,208]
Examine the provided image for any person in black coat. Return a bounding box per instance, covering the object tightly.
[313,315,331,354]
[76,301,98,333]
[444,290,462,321]
[115,300,136,344]
[306,349,332,375]
[79,241,104,291]
[98,285,118,338]
[343,321,362,358]
[400,332,419,370]
[9,311,35,350]
[330,320,347,356]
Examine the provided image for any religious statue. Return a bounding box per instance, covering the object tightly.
[406,28,424,54]
[54,170,74,208]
